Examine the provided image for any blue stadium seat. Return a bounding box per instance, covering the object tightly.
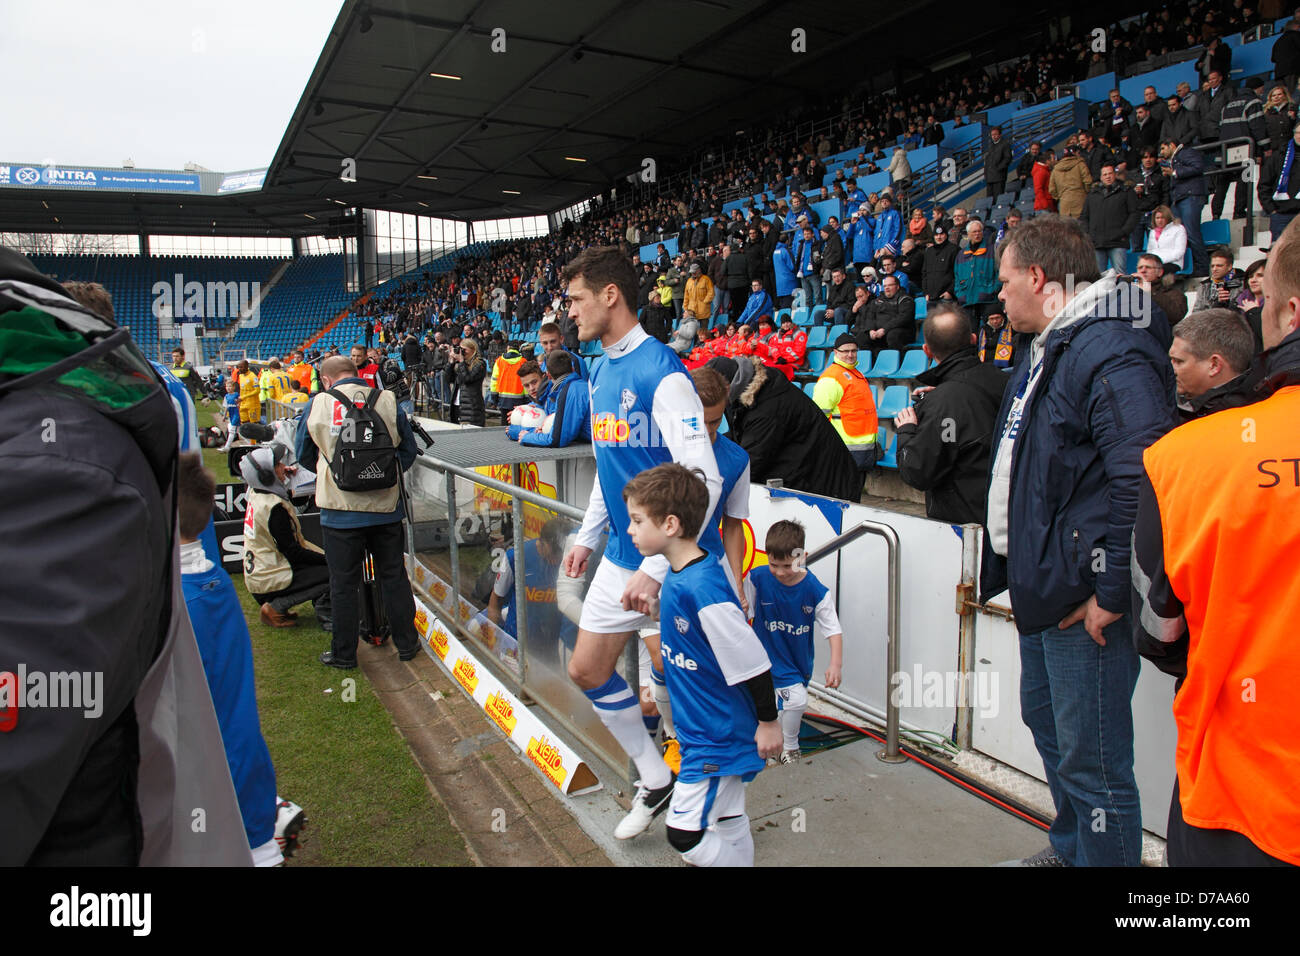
[803,382,817,398]
[827,323,849,342]
[775,308,791,324]
[877,428,898,469]
[791,306,810,326]
[1125,250,1142,273]
[806,350,828,374]
[875,385,912,419]
[892,349,928,378]
[864,349,900,378]
[914,297,927,318]
[1201,219,1231,247]
[806,326,828,348]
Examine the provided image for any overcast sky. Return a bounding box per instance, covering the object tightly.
[0,0,342,172]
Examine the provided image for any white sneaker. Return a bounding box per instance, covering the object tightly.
[613,777,674,840]
[274,796,307,858]
[779,749,802,765]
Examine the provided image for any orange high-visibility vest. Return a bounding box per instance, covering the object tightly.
[492,353,525,397]
[1143,385,1300,865]
[817,361,878,444]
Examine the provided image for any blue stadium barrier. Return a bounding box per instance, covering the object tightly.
[1119,61,1199,103]
[1076,72,1118,104]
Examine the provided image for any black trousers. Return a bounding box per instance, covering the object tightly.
[321,520,419,662]
[1166,778,1295,867]
[253,564,331,615]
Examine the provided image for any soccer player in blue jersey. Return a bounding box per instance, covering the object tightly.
[646,366,753,774]
[561,247,723,839]
[623,464,781,866]
[743,520,844,764]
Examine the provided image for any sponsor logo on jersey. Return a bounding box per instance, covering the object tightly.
[525,585,557,602]
[591,412,630,443]
[485,691,518,735]
[660,642,699,670]
[527,734,568,788]
[681,416,701,432]
[452,656,479,693]
[674,615,689,634]
[802,605,814,614]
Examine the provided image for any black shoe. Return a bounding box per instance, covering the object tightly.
[319,651,356,669]
[398,646,421,662]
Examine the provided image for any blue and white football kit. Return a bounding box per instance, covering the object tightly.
[697,432,750,588]
[571,322,722,800]
[660,552,773,866]
[574,323,722,634]
[744,566,842,753]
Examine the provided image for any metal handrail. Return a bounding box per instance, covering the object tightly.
[1189,135,1258,246]
[412,453,586,522]
[800,517,904,763]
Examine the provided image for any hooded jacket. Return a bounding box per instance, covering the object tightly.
[0,251,249,865]
[894,346,1011,524]
[980,275,1177,634]
[1049,155,1093,217]
[721,358,861,501]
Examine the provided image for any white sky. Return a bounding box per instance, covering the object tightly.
[0,0,342,172]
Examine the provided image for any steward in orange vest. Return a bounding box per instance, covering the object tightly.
[812,334,878,471]
[1133,314,1300,866]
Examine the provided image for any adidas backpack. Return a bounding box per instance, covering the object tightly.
[325,387,399,491]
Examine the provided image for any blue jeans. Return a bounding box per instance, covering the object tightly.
[1269,212,1296,243]
[1095,247,1127,274]
[799,275,819,310]
[1174,195,1208,274]
[1018,614,1143,866]
[712,287,730,321]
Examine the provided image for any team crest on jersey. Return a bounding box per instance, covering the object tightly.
[673,615,689,634]
[620,388,636,411]
[779,687,791,701]
[802,605,814,614]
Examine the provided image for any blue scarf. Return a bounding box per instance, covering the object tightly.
[1275,139,1296,203]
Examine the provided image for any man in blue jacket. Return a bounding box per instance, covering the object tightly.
[772,239,797,310]
[508,349,591,448]
[849,206,875,274]
[981,216,1176,867]
[1161,136,1209,276]
[872,193,902,261]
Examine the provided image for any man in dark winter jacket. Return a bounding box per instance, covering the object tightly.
[984,126,1012,198]
[1079,164,1140,273]
[982,215,1176,868]
[921,225,958,300]
[859,275,916,358]
[822,266,856,327]
[1259,120,1300,238]
[1213,77,1269,220]
[893,302,1011,523]
[1162,136,1210,276]
[1160,94,1197,149]
[1272,18,1300,94]
[1167,307,1255,422]
[709,355,860,502]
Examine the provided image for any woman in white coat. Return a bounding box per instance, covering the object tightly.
[1146,205,1188,269]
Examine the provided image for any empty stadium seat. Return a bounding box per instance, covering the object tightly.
[914,297,927,318]
[865,349,900,378]
[877,428,898,469]
[806,326,828,349]
[875,384,912,419]
[1201,219,1231,247]
[892,349,928,378]
[806,350,828,374]
[791,306,810,326]
[803,382,817,398]
[827,323,849,342]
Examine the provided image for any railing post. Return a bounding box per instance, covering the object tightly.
[510,463,530,683]
[445,469,461,613]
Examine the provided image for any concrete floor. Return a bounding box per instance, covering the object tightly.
[558,735,1047,867]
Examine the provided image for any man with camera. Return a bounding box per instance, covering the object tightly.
[1192,247,1243,312]
[294,356,422,669]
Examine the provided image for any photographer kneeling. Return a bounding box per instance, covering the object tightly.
[241,444,331,628]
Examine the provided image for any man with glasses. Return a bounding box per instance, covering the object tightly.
[812,333,879,481]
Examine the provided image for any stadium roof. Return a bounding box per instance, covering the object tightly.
[1,0,1044,238]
